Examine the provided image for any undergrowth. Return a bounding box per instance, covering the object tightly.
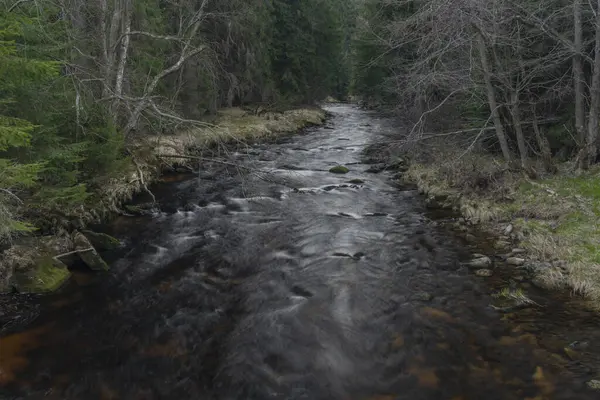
[405,149,600,306]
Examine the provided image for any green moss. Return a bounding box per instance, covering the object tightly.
[329,165,349,174]
[82,230,121,251]
[348,179,364,184]
[13,257,71,294]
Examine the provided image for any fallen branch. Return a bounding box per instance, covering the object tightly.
[54,247,94,261]
[156,154,252,169]
[131,157,156,204]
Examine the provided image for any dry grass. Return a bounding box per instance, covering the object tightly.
[1,107,325,293]
[405,150,600,307]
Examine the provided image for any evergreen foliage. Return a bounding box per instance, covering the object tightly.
[0,0,352,243]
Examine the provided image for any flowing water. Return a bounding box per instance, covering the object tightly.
[1,104,598,399]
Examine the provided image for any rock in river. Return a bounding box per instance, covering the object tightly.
[73,231,109,271]
[467,256,492,269]
[507,257,525,266]
[475,269,493,277]
[329,165,349,174]
[81,230,121,251]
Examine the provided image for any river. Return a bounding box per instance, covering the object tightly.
[0,104,598,399]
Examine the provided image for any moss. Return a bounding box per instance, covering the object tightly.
[82,230,120,251]
[329,165,349,174]
[13,257,71,294]
[348,179,364,184]
[405,154,600,306]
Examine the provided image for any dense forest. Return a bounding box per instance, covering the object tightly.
[352,0,600,173]
[0,0,355,244]
[4,0,600,245]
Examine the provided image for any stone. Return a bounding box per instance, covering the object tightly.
[511,248,526,255]
[329,165,349,174]
[78,248,109,271]
[73,232,109,271]
[414,292,433,301]
[507,257,526,266]
[465,234,477,243]
[81,230,121,251]
[587,380,600,390]
[563,347,581,361]
[503,224,514,235]
[347,179,364,184]
[467,256,492,269]
[475,269,493,277]
[494,240,512,250]
[365,164,386,173]
[13,257,71,294]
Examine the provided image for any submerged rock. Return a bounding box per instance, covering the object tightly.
[348,179,365,184]
[329,165,349,174]
[414,292,433,302]
[475,269,493,277]
[467,256,492,269]
[365,164,386,173]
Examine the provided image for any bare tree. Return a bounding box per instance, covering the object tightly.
[573,0,586,144]
[578,0,600,169]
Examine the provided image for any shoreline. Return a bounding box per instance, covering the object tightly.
[395,149,600,310]
[0,107,327,295]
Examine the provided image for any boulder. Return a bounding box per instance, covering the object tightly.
[467,256,492,269]
[347,179,364,184]
[329,165,349,174]
[73,232,109,271]
[12,257,71,294]
[81,230,121,251]
[475,269,493,277]
[507,257,526,266]
[587,380,600,390]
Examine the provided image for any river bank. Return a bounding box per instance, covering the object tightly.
[391,145,600,310]
[0,107,326,295]
[3,103,599,398]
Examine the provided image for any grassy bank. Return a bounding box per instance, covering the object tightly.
[403,149,600,307]
[0,107,326,294]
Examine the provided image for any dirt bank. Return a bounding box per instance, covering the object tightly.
[397,147,600,309]
[0,107,327,294]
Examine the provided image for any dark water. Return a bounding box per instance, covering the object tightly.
[1,104,598,399]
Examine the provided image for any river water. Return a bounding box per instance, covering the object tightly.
[1,104,598,399]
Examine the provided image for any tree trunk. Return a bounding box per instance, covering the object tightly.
[532,105,556,173]
[113,0,132,123]
[476,32,512,162]
[510,90,528,168]
[580,0,600,169]
[573,0,586,144]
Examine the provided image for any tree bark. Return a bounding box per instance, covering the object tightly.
[580,0,600,169]
[531,104,556,173]
[476,32,512,162]
[113,0,131,123]
[573,0,586,144]
[510,90,528,168]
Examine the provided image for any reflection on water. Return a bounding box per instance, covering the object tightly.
[0,104,598,399]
